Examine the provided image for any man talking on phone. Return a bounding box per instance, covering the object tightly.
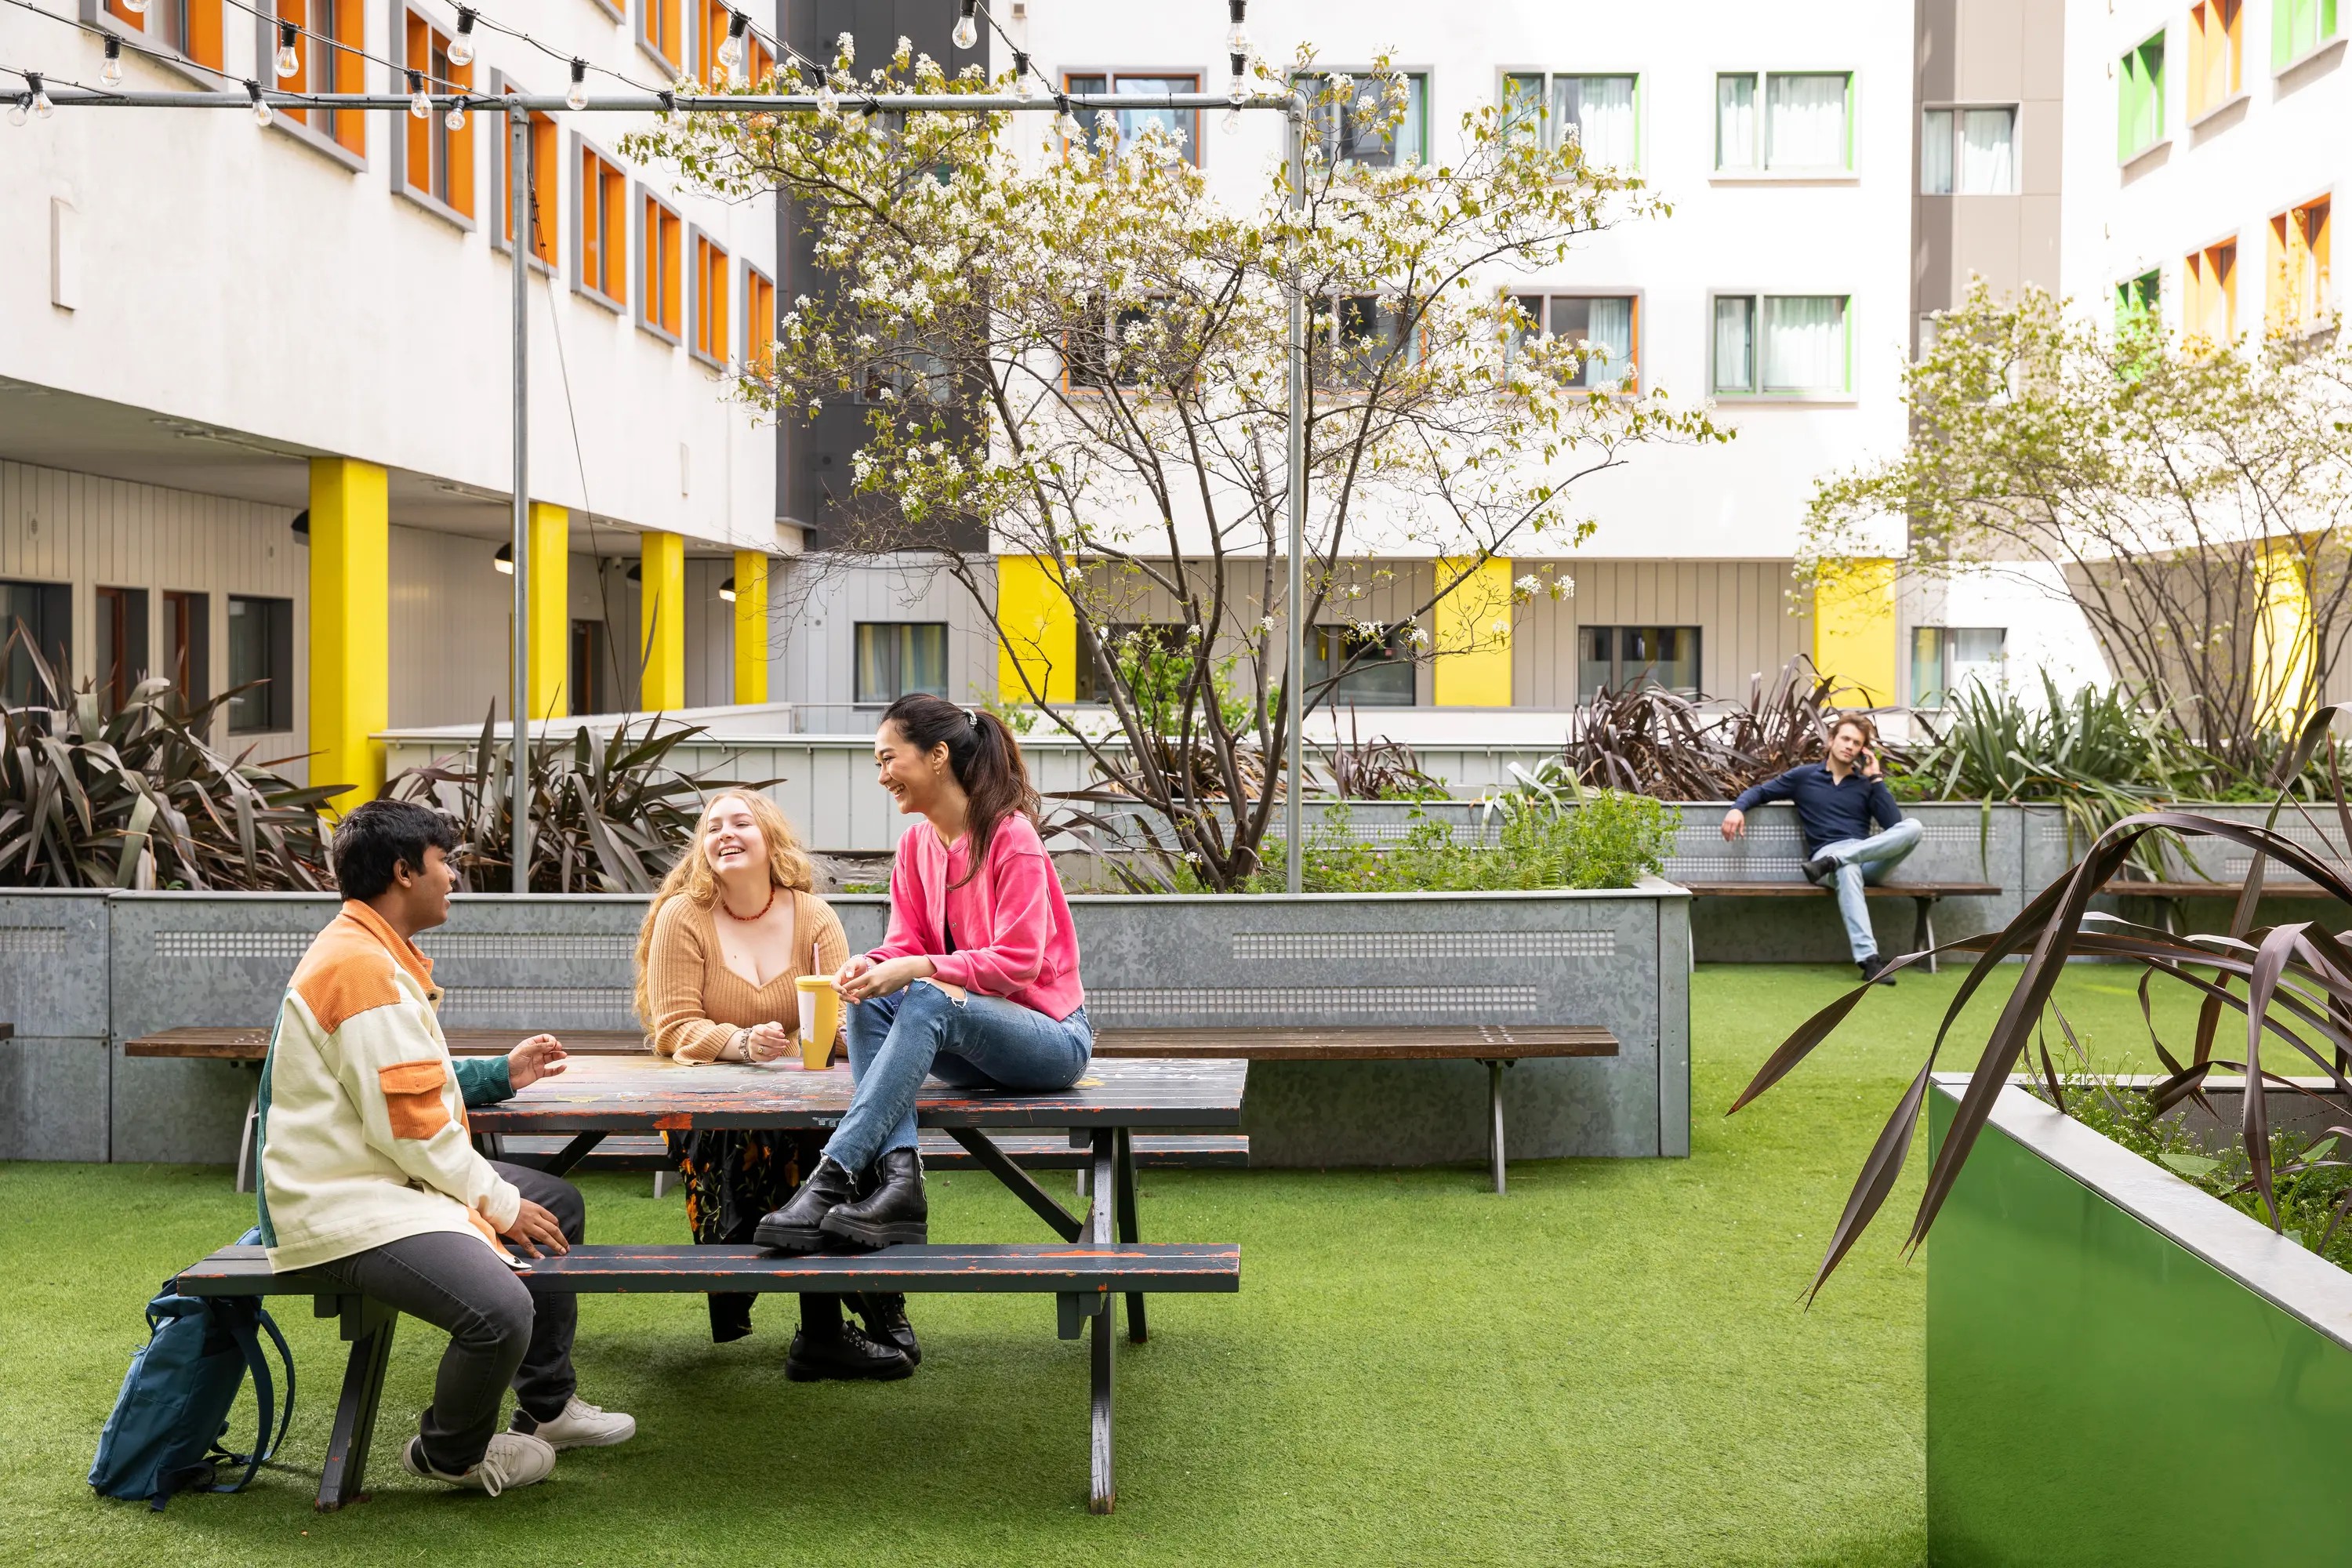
[1719,714,1921,985]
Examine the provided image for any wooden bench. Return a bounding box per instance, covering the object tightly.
[2097,875,2342,932]
[1089,1025,1617,1196]
[173,1236,1240,1515]
[490,1130,1250,1176]
[1676,880,2002,974]
[122,1027,648,1061]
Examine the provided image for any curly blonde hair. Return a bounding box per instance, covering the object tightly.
[633,790,816,1027]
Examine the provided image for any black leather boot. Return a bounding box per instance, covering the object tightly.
[822,1147,928,1248]
[753,1156,860,1254]
[853,1292,922,1367]
[786,1296,913,1383]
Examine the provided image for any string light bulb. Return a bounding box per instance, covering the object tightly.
[247,78,273,126]
[951,0,978,49]
[717,9,748,79]
[1228,50,1248,105]
[30,73,55,119]
[446,96,466,129]
[448,6,476,67]
[565,57,587,111]
[274,20,299,79]
[1011,50,1033,100]
[407,68,430,118]
[1225,0,1249,53]
[120,0,147,12]
[6,96,23,128]
[101,37,125,89]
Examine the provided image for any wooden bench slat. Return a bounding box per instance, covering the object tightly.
[1090,1025,1616,1061]
[175,1241,1243,1297]
[2100,880,2338,898]
[492,1131,1252,1172]
[1679,882,2002,898]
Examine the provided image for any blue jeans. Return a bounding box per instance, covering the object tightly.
[826,981,1094,1175]
[1807,817,1924,962]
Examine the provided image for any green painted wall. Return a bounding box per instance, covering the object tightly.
[1927,1088,2352,1565]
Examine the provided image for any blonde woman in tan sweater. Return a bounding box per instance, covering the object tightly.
[633,790,913,1381]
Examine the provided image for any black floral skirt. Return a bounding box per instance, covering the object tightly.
[666,1127,827,1342]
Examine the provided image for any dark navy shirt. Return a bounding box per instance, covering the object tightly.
[1731,763,1903,856]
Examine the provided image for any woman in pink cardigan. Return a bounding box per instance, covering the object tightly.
[756,692,1089,1257]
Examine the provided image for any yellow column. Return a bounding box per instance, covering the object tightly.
[1432,556,1514,706]
[732,550,769,705]
[2252,541,2316,731]
[638,530,684,710]
[996,554,1076,702]
[1812,557,1899,706]
[307,457,388,812]
[527,503,569,719]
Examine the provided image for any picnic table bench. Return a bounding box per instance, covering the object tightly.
[1676,880,2002,973]
[1090,1025,1617,1195]
[172,1054,1247,1515]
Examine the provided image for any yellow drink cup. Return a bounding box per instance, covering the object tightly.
[795,975,842,1070]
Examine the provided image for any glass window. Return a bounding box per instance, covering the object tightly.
[2118,32,2166,160]
[1911,626,2007,706]
[2116,267,2162,335]
[1715,72,1757,168]
[1541,295,1639,390]
[2274,0,2339,69]
[1555,75,1638,169]
[1062,73,1202,162]
[2190,0,2242,116]
[1316,294,1414,389]
[225,594,293,734]
[1299,71,1428,167]
[1765,73,1850,169]
[1713,295,1850,395]
[0,579,71,707]
[1076,622,1184,704]
[1922,106,2017,194]
[163,590,209,706]
[569,619,608,714]
[2266,198,2331,332]
[93,586,150,711]
[1306,624,1415,707]
[854,622,948,705]
[1578,625,1700,701]
[403,10,474,215]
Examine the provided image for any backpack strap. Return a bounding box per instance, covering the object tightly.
[207,1302,296,1493]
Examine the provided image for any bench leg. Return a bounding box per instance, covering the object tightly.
[1486,1060,1508,1196]
[317,1296,397,1512]
[1914,898,1937,976]
[1088,1130,1117,1513]
[536,1131,608,1178]
[1113,1127,1146,1344]
[234,1080,260,1196]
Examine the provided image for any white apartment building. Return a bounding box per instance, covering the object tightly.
[774,0,1919,726]
[1,0,784,800]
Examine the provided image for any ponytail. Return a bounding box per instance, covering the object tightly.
[881,693,1040,887]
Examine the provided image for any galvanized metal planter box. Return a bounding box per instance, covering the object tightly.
[1927,1076,2352,1566]
[0,890,113,1162]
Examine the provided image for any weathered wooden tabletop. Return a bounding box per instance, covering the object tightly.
[465,1054,1247,1134]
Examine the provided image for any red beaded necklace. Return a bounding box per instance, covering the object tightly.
[718,885,778,922]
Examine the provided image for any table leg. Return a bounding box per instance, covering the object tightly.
[1486,1060,1508,1196]
[535,1131,609,1178]
[1089,1128,1116,1512]
[1914,897,1938,975]
[944,1125,1083,1242]
[316,1296,397,1512]
[1113,1127,1146,1343]
[235,1078,260,1196]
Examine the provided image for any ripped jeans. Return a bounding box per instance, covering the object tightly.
[1807,816,1925,962]
[823,980,1093,1176]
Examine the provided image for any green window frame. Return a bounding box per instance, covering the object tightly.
[2115,267,2161,334]
[1714,70,1855,172]
[2274,0,2339,68]
[2118,31,2166,160]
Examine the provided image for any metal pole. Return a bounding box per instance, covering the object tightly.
[508,103,531,894]
[1283,104,1307,895]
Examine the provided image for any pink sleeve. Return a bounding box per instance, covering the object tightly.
[928,848,1052,995]
[866,844,930,963]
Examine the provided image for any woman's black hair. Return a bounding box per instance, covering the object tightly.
[882,693,1040,885]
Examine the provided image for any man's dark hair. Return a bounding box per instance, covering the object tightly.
[332,800,459,899]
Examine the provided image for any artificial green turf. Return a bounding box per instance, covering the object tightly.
[0,964,2198,1567]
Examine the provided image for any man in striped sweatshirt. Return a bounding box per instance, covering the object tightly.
[256,799,635,1496]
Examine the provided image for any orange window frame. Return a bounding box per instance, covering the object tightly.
[645,197,682,335]
[581,147,628,302]
[746,268,775,371]
[107,0,225,68]
[694,235,731,361]
[697,0,728,84]
[403,10,474,214]
[747,34,775,87]
[2268,198,2333,331]
[280,0,367,154]
[2187,0,2241,118]
[2184,241,2236,343]
[640,0,680,67]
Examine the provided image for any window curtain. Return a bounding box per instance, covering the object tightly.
[1715,74,1755,167]
[1583,296,1634,388]
[1761,296,1846,393]
[1957,107,2014,193]
[1920,108,1954,194]
[1712,297,1755,391]
[1501,74,1544,142]
[1766,73,1847,169]
[1557,75,1636,168]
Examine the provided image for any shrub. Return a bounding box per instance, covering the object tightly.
[1220,792,1676,895]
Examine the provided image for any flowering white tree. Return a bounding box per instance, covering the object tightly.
[630,42,1721,887]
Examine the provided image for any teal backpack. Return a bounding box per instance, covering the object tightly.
[89,1231,295,1511]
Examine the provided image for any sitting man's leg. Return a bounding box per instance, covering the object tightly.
[314,1229,558,1494]
[1849,816,1925,884]
[494,1160,636,1450]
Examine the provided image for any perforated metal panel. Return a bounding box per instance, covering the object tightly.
[1341,822,1501,847]
[439,986,638,1025]
[152,931,310,960]
[0,927,68,955]
[1666,857,1811,881]
[1084,984,1541,1022]
[419,934,638,962]
[1230,930,1612,961]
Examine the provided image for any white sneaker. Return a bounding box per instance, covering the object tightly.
[401,1430,557,1496]
[514,1394,637,1450]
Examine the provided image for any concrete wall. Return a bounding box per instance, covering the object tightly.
[0,891,111,1161]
